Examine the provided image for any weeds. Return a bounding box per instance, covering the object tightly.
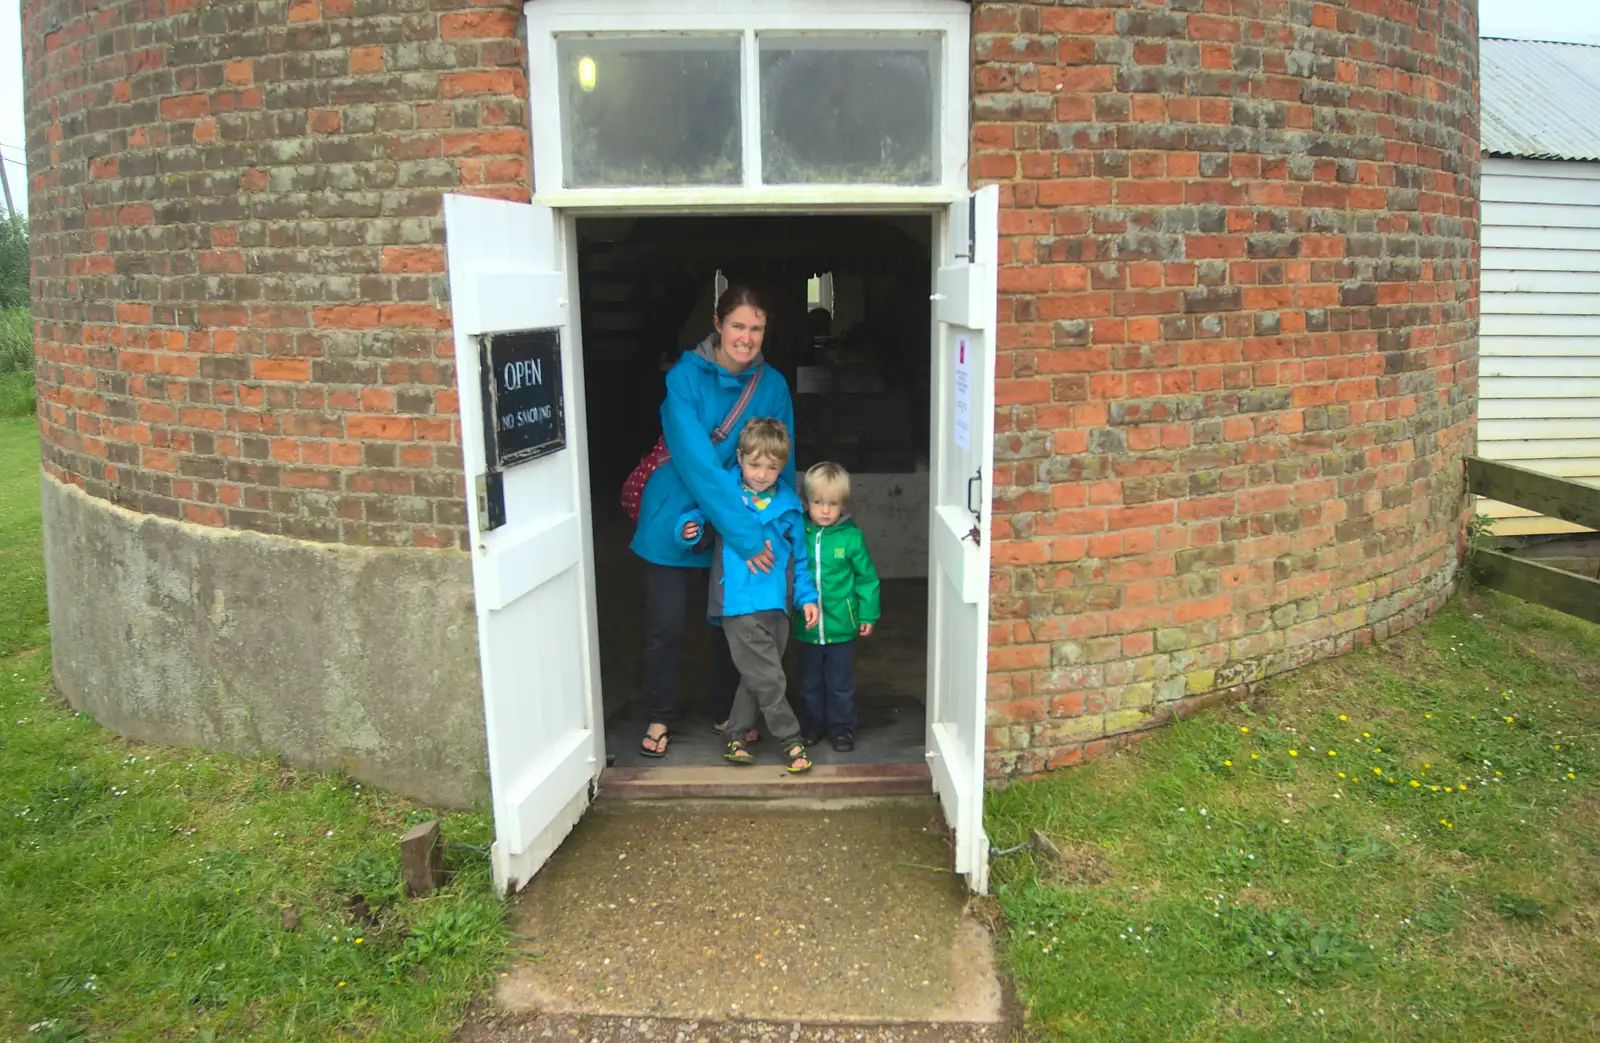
[0,308,33,418]
[989,589,1600,1040]
[0,418,513,1041]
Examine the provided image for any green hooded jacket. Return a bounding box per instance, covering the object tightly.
[792,518,881,645]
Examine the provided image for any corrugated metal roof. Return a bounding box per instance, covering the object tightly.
[1482,37,1600,162]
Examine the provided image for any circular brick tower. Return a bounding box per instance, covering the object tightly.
[976,0,1479,775]
[24,0,1481,798]
[23,0,532,805]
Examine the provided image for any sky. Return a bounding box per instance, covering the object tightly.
[0,0,1597,221]
[1,0,23,220]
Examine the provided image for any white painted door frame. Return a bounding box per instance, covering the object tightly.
[456,0,998,893]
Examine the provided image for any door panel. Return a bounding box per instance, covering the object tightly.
[926,185,999,893]
[443,194,603,894]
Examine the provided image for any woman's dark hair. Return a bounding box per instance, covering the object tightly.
[715,283,769,324]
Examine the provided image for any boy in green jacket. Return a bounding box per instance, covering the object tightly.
[792,462,882,752]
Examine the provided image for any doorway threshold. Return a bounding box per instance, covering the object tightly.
[599,761,932,800]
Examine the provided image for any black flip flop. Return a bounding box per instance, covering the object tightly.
[639,727,670,758]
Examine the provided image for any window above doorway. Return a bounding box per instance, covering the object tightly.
[526,1,972,209]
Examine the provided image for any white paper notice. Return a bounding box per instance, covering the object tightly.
[953,335,972,452]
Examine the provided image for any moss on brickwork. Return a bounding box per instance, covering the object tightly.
[978,0,1479,775]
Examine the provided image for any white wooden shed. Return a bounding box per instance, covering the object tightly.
[1479,37,1600,535]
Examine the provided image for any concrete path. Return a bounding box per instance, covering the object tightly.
[460,1013,1011,1042]
[474,797,1011,1038]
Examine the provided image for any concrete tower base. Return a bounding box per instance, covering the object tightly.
[41,475,488,808]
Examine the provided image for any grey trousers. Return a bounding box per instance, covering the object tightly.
[721,611,802,745]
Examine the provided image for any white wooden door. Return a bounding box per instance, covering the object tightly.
[443,194,603,894]
[926,185,999,893]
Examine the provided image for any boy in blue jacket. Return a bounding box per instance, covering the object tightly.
[679,418,820,773]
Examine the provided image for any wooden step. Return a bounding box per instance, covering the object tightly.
[598,762,933,800]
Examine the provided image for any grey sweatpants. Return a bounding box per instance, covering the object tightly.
[721,610,802,745]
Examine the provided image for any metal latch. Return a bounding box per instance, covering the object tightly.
[964,467,983,546]
[476,472,506,532]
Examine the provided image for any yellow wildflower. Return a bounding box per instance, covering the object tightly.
[1363,732,1371,738]
[1444,787,1453,793]
[1424,713,1432,719]
[1431,785,1440,792]
[1339,715,1348,721]
[1251,753,1259,760]
[1338,772,1347,778]
[1505,716,1514,724]
[1458,783,1468,790]
[355,938,364,945]
[1410,780,1420,787]
[1568,773,1577,780]
[1290,750,1299,757]
[1224,760,1233,767]
[1424,763,1431,769]
[1240,726,1250,733]
[1372,767,1382,775]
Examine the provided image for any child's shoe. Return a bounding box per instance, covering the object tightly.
[783,740,813,774]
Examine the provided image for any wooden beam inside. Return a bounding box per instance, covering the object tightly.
[1466,458,1600,532]
[1470,549,1600,625]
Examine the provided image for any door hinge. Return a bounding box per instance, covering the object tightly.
[954,194,977,261]
[476,471,506,532]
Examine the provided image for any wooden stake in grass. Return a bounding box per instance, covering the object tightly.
[401,819,445,897]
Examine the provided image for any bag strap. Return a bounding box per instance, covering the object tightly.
[710,365,764,444]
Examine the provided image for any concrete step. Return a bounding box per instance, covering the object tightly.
[461,1012,1011,1041]
[598,762,933,800]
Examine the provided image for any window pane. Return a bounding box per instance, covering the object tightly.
[558,36,742,187]
[760,37,938,185]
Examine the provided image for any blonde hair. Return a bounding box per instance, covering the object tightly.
[803,461,851,503]
[737,417,791,466]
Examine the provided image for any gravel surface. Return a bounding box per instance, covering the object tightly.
[493,798,1004,1026]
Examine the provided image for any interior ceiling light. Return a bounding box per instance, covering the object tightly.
[578,56,597,92]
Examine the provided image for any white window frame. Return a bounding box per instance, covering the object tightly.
[524,0,972,211]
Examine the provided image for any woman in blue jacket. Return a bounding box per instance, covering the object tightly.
[631,285,796,757]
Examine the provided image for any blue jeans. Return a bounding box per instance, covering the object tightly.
[798,640,857,737]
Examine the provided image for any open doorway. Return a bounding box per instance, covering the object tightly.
[576,214,934,769]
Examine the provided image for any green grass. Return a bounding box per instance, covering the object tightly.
[0,308,34,418]
[988,588,1600,1041]
[0,417,512,1040]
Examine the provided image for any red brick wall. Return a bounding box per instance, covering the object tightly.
[24,0,531,548]
[975,0,1480,775]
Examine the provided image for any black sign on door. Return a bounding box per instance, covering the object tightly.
[479,329,566,470]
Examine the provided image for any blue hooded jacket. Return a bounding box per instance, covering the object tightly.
[629,335,796,568]
[676,468,820,623]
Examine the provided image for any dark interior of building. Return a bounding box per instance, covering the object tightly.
[576,214,933,766]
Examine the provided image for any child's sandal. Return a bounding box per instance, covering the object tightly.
[783,741,813,774]
[723,738,756,765]
[713,720,761,744]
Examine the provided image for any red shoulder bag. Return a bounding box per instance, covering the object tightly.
[620,367,764,523]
